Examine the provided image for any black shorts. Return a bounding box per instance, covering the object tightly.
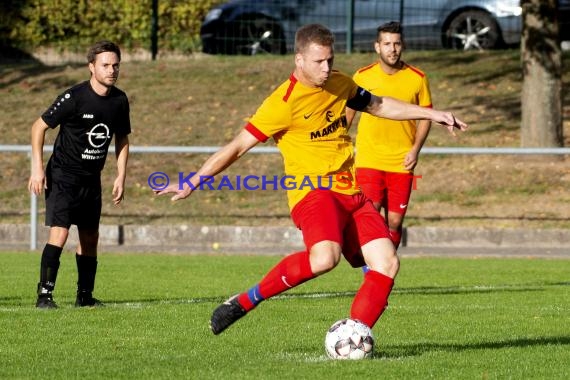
[45,177,102,229]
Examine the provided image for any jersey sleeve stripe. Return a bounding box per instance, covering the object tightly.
[357,63,376,74]
[282,74,297,102]
[244,122,269,142]
[403,62,426,78]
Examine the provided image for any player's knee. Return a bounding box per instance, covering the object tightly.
[368,257,399,278]
[78,230,99,250]
[48,227,69,246]
[311,255,339,274]
[309,242,342,275]
[83,235,98,246]
[385,253,400,276]
[363,239,399,277]
[387,214,403,229]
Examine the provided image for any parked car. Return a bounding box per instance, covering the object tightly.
[200,0,523,55]
[560,0,570,41]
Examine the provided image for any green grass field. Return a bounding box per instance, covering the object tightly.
[1,251,568,379]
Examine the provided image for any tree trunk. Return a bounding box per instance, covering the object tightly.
[520,0,563,147]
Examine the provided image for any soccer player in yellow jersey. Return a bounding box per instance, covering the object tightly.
[156,24,467,336]
[347,21,431,254]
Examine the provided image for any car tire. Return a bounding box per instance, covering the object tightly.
[231,17,286,55]
[444,10,502,50]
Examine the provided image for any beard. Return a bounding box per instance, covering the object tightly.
[98,76,117,88]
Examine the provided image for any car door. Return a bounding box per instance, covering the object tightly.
[294,0,390,52]
[400,0,450,48]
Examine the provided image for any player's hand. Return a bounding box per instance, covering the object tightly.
[154,183,194,201]
[112,178,125,205]
[28,171,46,196]
[435,112,468,136]
[403,150,419,171]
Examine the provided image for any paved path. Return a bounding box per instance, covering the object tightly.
[2,244,568,259]
[1,224,568,258]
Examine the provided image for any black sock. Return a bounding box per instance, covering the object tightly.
[38,244,63,295]
[76,254,98,294]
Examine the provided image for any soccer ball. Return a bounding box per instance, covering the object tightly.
[324,318,375,360]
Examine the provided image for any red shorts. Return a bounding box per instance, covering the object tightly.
[290,189,390,268]
[356,168,413,215]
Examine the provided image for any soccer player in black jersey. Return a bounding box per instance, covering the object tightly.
[28,41,131,309]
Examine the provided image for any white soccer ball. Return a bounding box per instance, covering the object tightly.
[324,318,375,360]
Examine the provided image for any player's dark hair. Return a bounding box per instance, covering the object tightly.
[377,21,404,40]
[87,41,121,63]
[295,24,335,53]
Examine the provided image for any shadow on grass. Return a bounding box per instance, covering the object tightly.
[9,284,538,308]
[109,296,223,306]
[3,281,566,308]
[268,283,554,300]
[394,285,545,296]
[0,296,26,302]
[379,335,570,359]
[0,60,84,90]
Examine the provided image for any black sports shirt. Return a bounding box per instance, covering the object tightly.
[41,81,131,180]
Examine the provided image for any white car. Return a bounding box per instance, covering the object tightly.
[200,0,524,54]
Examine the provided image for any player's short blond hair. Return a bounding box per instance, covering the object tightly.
[294,24,335,54]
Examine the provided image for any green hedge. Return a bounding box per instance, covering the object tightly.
[2,0,224,54]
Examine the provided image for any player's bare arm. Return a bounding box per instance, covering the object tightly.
[365,95,468,135]
[345,107,357,128]
[113,134,130,205]
[155,129,260,201]
[28,117,50,195]
[403,119,431,170]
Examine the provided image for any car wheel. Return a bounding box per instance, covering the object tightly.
[233,17,286,55]
[445,10,502,50]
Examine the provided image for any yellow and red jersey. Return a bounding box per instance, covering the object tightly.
[245,71,365,210]
[353,62,432,173]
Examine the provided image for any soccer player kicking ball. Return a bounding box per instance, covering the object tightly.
[156,24,467,334]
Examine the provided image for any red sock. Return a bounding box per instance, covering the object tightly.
[238,251,314,311]
[350,270,394,328]
[389,228,402,249]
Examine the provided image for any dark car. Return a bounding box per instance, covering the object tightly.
[560,0,570,41]
[200,0,524,55]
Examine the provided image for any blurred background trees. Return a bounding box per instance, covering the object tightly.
[0,0,223,56]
